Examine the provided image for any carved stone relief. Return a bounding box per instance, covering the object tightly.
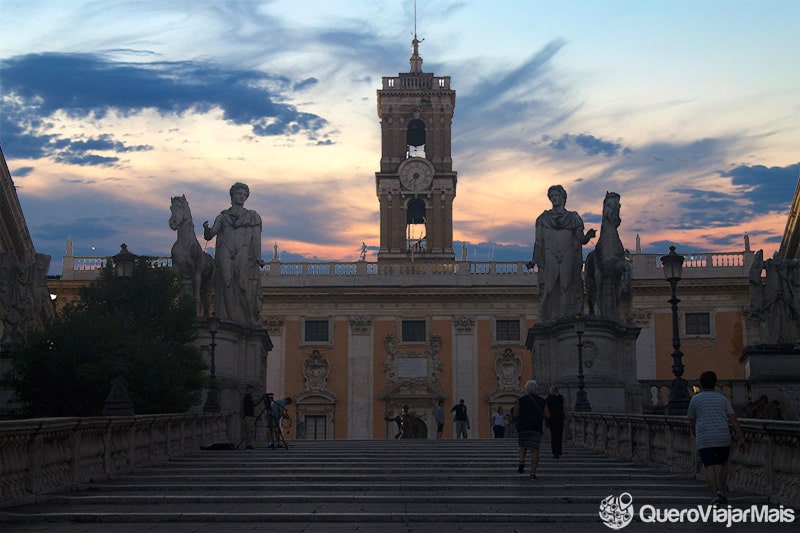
[263,315,285,335]
[381,333,444,395]
[627,309,652,328]
[302,349,331,391]
[0,252,51,347]
[493,348,522,391]
[454,315,475,334]
[349,315,372,335]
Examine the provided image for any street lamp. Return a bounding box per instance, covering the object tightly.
[660,245,690,415]
[203,314,221,413]
[573,314,592,412]
[103,243,136,416]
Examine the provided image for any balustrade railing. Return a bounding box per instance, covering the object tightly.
[640,379,749,414]
[0,413,232,508]
[59,251,753,284]
[383,76,449,90]
[570,413,800,508]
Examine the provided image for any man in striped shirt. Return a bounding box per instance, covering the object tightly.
[687,370,746,505]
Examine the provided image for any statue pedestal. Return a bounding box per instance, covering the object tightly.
[526,317,640,413]
[741,344,800,419]
[742,344,800,381]
[196,318,272,443]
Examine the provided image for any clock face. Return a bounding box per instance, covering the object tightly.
[399,159,434,191]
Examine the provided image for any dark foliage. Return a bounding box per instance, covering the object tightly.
[6,259,207,416]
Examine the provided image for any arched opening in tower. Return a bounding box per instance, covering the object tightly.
[406,198,426,252]
[406,119,426,158]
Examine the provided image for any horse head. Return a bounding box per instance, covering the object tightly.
[602,191,621,227]
[169,195,192,230]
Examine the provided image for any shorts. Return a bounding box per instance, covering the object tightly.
[454,420,468,435]
[437,422,444,433]
[517,430,542,451]
[698,445,731,467]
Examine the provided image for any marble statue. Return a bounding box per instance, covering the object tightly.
[528,185,596,321]
[585,192,631,322]
[203,183,264,327]
[169,195,214,317]
[750,249,800,343]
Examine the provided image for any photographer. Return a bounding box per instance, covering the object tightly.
[267,395,293,449]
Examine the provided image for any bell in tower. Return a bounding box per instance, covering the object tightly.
[375,34,457,263]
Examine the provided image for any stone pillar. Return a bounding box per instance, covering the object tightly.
[452,315,478,436]
[348,316,374,439]
[629,309,655,379]
[264,316,285,395]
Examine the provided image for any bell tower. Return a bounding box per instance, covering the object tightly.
[375,34,456,262]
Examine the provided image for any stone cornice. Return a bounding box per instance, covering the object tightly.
[0,147,35,260]
[263,286,536,303]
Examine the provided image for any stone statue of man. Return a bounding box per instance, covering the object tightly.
[203,183,264,326]
[750,249,800,343]
[528,185,596,321]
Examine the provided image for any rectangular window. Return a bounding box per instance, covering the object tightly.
[685,312,710,335]
[402,320,426,342]
[304,320,329,342]
[496,320,521,342]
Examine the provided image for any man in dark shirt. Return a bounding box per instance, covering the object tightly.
[451,399,469,439]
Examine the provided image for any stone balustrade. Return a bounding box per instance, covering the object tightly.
[0,413,233,508]
[640,379,750,413]
[570,412,800,508]
[61,252,753,286]
[59,251,754,284]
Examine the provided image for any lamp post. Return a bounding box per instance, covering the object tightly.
[661,245,690,415]
[203,314,221,413]
[573,315,592,412]
[103,243,136,416]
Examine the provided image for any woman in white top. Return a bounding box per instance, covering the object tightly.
[491,406,507,438]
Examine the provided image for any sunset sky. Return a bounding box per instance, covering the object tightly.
[1,0,798,274]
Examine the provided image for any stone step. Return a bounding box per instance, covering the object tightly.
[0,439,774,530]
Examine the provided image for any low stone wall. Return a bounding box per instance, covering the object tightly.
[0,412,233,508]
[571,413,800,508]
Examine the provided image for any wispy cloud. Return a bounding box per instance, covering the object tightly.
[0,53,333,161]
[544,133,631,157]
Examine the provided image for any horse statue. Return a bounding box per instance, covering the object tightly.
[169,195,215,317]
[585,192,631,322]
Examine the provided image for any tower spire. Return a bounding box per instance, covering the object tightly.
[410,0,423,73]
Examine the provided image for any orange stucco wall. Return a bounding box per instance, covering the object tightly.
[654,311,744,381]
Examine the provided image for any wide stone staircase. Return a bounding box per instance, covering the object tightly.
[0,438,786,532]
